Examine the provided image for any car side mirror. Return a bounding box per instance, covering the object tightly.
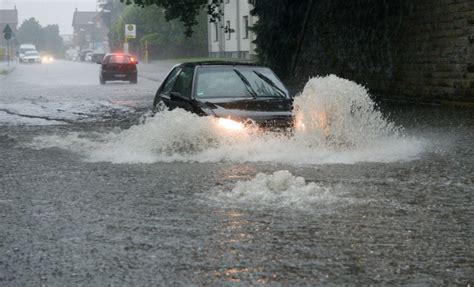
[170,92,189,102]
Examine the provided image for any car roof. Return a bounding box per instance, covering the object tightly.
[105,53,133,57]
[180,61,262,68]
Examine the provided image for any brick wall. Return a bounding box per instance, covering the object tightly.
[292,0,474,103]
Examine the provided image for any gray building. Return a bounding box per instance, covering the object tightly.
[72,9,109,52]
[0,7,18,56]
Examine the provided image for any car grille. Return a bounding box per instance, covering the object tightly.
[259,117,294,130]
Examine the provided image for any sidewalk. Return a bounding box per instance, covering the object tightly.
[138,60,178,83]
[0,59,18,78]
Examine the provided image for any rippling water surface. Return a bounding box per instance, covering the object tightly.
[2,75,472,285]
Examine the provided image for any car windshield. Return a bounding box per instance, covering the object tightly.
[25,51,39,56]
[108,55,133,64]
[195,66,288,99]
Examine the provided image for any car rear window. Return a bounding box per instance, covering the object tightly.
[108,55,133,64]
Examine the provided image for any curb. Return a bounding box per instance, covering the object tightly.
[0,63,17,79]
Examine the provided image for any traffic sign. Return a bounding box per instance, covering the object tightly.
[3,24,12,40]
[125,24,136,39]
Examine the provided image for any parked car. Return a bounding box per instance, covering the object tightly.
[78,49,93,61]
[152,61,294,130]
[98,53,138,84]
[20,50,41,63]
[85,52,93,62]
[19,44,36,61]
[91,52,105,64]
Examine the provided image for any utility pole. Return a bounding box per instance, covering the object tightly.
[144,40,149,63]
[3,24,13,67]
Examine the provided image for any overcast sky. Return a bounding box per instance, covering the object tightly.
[1,0,98,35]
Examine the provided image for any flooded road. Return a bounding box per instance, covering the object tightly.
[1,61,473,285]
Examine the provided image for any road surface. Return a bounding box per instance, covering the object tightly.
[0,60,473,285]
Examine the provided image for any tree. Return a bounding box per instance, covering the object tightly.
[40,25,64,56]
[119,0,223,37]
[16,17,64,57]
[97,0,126,29]
[16,18,42,46]
[108,4,207,59]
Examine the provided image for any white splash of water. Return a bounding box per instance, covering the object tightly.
[293,75,400,148]
[29,75,425,164]
[204,170,347,210]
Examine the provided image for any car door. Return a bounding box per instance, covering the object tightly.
[156,66,195,111]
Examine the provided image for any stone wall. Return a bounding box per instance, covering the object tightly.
[292,0,474,103]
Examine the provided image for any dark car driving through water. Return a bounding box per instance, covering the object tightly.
[98,53,138,84]
[153,61,294,130]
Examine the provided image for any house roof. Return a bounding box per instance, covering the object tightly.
[0,9,18,24]
[72,11,98,26]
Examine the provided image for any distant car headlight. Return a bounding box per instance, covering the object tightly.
[42,56,54,63]
[217,118,245,131]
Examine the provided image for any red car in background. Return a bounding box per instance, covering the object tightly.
[98,53,138,84]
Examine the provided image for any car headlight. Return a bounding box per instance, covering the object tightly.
[217,118,245,131]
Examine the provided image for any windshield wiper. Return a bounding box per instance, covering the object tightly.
[233,68,257,99]
[253,70,287,98]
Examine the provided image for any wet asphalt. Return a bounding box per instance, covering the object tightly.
[0,61,473,286]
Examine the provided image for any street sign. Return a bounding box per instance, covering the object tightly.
[3,24,12,40]
[125,24,136,39]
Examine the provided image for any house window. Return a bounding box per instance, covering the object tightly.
[243,16,249,39]
[226,20,231,40]
[214,22,218,42]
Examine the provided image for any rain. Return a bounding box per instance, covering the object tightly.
[1,0,473,285]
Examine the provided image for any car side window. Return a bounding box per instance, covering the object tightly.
[103,56,110,64]
[172,66,194,98]
[161,67,181,94]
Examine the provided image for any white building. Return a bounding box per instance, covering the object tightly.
[208,0,257,60]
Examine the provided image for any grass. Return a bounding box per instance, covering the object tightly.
[0,69,8,75]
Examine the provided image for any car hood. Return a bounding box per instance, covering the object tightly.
[200,98,294,122]
[23,55,40,59]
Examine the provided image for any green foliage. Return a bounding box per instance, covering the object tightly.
[119,0,208,37]
[119,0,228,37]
[16,17,64,56]
[109,5,207,59]
[98,0,126,29]
[16,18,42,46]
[41,25,64,56]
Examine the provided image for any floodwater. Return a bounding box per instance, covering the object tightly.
[1,61,473,285]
